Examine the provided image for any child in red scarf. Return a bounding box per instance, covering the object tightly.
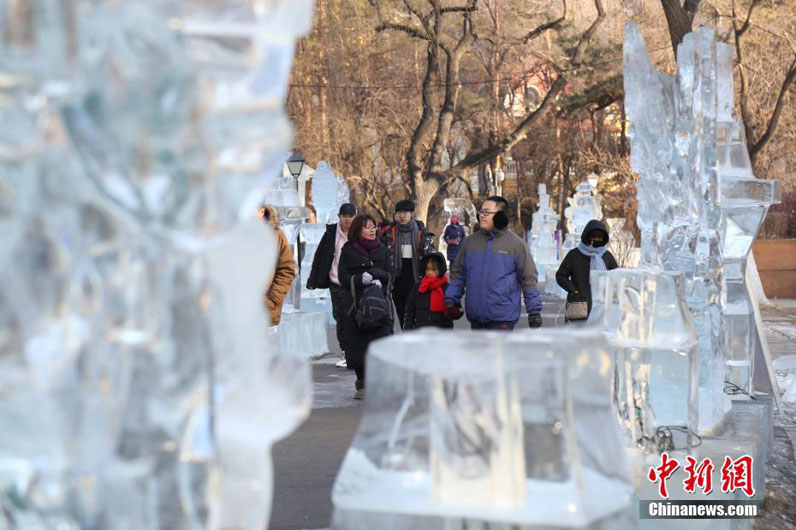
[403,253,462,330]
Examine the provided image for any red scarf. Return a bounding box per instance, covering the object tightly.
[419,276,447,312]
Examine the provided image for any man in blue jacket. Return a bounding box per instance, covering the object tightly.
[445,196,543,330]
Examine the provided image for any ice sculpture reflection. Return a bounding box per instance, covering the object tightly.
[332,330,633,529]
[623,22,780,433]
[0,1,313,528]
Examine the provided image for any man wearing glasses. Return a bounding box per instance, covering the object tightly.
[444,196,543,330]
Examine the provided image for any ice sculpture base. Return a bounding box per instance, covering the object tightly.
[276,311,329,358]
[630,396,772,529]
[544,267,567,299]
[333,450,632,529]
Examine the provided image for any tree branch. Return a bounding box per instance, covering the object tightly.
[660,0,694,55]
[736,0,761,37]
[571,0,605,65]
[683,0,703,23]
[445,75,567,172]
[522,0,567,44]
[750,55,796,160]
[375,22,430,40]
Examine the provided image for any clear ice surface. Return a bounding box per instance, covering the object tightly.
[589,269,699,453]
[624,22,779,433]
[332,329,633,529]
[0,0,313,528]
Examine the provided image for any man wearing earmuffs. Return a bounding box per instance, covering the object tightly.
[444,196,544,330]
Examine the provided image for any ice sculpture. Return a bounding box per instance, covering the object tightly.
[0,1,313,528]
[332,330,634,528]
[563,180,603,254]
[312,161,342,225]
[528,184,559,280]
[624,22,780,432]
[589,269,699,453]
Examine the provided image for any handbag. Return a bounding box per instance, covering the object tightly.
[565,296,589,321]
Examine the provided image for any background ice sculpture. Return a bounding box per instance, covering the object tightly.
[0,0,313,528]
[332,330,634,529]
[528,184,559,281]
[624,22,780,433]
[563,180,603,255]
[589,269,699,454]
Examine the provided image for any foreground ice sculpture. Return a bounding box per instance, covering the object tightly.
[528,184,559,280]
[0,1,313,528]
[589,269,699,454]
[332,330,634,529]
[624,22,780,433]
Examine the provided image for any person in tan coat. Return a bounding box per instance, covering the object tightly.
[260,204,296,326]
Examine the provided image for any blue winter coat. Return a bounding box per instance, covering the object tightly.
[445,228,542,324]
[443,223,466,262]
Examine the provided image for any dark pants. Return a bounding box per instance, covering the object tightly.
[392,282,413,329]
[329,283,348,358]
[470,320,516,331]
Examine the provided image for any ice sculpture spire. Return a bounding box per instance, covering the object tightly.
[0,1,314,528]
[624,22,780,433]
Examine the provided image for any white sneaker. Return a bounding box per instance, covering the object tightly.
[335,357,347,368]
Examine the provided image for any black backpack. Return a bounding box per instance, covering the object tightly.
[349,276,392,330]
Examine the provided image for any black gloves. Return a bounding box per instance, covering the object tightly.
[528,313,543,328]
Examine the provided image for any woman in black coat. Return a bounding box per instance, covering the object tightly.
[556,219,618,317]
[337,214,393,399]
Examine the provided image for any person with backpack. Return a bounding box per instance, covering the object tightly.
[337,214,393,399]
[403,253,462,330]
[442,214,467,265]
[383,199,436,328]
[555,219,618,319]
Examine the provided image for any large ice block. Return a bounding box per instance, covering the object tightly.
[623,22,780,433]
[0,1,313,528]
[332,329,634,529]
[529,184,559,280]
[589,269,699,453]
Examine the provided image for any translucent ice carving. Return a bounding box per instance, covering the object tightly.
[623,22,779,432]
[332,330,633,528]
[0,1,313,528]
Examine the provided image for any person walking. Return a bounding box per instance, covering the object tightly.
[444,196,543,331]
[383,199,435,328]
[337,214,393,399]
[261,204,297,326]
[443,214,467,265]
[306,202,357,368]
[555,219,618,318]
[403,253,462,330]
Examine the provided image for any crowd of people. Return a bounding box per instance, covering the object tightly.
[265,196,618,399]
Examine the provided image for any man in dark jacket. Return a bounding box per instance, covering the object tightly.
[383,199,436,328]
[444,196,543,330]
[306,203,356,366]
[555,219,618,316]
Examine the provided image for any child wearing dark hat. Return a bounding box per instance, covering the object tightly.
[403,253,462,330]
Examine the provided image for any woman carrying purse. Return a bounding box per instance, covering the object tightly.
[556,219,618,322]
